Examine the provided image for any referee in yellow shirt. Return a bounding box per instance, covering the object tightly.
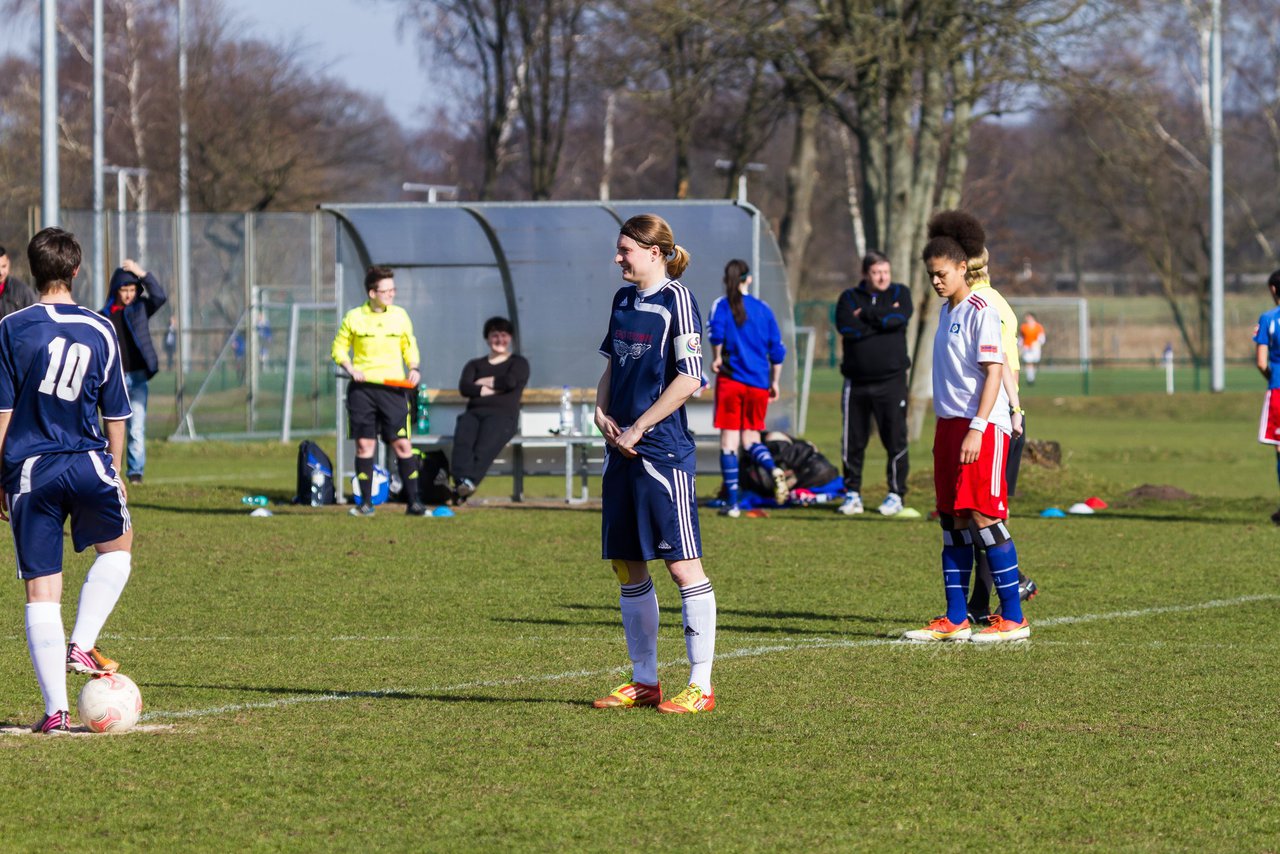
[332,265,426,516]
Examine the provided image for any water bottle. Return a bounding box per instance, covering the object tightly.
[415,384,431,434]
[309,470,325,507]
[241,495,269,507]
[559,385,575,435]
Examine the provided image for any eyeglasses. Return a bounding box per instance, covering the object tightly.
[374,288,396,295]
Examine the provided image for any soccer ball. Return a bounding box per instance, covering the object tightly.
[77,673,143,733]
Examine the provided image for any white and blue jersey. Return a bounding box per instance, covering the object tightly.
[599,279,703,562]
[707,294,785,390]
[1254,305,1280,390]
[0,303,132,471]
[598,280,703,471]
[0,303,132,579]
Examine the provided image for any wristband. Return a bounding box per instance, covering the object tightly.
[968,417,988,433]
[1011,406,1024,415]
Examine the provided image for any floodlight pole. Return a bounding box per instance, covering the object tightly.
[402,182,459,203]
[178,0,193,380]
[1209,0,1225,392]
[41,0,59,228]
[92,0,104,305]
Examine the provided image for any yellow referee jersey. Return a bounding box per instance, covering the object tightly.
[331,302,421,384]
[968,280,1021,374]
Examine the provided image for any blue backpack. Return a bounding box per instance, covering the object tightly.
[294,440,336,506]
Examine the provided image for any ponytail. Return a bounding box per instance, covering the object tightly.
[723,259,749,326]
[666,245,690,279]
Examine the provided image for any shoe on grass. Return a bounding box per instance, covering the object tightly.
[455,478,476,499]
[971,616,1031,644]
[878,492,904,516]
[657,683,715,714]
[718,503,741,518]
[593,681,662,709]
[837,492,864,516]
[32,710,71,734]
[349,503,375,517]
[1019,576,1039,602]
[903,616,972,642]
[406,502,428,516]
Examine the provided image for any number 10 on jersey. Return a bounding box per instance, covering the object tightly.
[39,336,92,401]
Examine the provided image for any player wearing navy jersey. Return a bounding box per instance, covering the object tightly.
[592,214,716,714]
[905,212,1029,644]
[1254,269,1280,524]
[0,228,134,734]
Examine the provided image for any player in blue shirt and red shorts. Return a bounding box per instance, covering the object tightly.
[591,214,717,714]
[1254,269,1280,525]
[0,228,135,733]
[905,211,1030,644]
[708,259,787,517]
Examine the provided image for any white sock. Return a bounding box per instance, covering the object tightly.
[679,580,717,694]
[619,578,659,686]
[26,602,68,716]
[70,551,132,651]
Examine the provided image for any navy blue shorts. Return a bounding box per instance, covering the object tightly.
[5,452,131,580]
[601,449,701,562]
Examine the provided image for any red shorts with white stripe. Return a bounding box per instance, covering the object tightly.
[933,417,1010,520]
[713,374,770,431]
[1259,388,1280,446]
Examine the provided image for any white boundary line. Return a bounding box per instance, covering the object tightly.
[139,593,1279,724]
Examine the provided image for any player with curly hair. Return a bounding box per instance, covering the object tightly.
[904,211,1029,643]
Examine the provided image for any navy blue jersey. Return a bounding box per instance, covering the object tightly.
[598,280,703,470]
[707,293,786,390]
[0,303,132,477]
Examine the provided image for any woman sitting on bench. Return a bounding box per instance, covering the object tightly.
[453,316,530,501]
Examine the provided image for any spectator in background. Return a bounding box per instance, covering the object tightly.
[707,259,787,518]
[834,250,913,517]
[164,317,177,371]
[0,244,37,319]
[1253,268,1280,525]
[452,316,529,501]
[1018,312,1046,385]
[101,260,167,484]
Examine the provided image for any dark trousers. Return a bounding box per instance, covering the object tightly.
[452,411,518,485]
[841,373,909,496]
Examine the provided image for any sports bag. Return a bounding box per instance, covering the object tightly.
[294,440,336,506]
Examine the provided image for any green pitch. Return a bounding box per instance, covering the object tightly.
[1,391,1277,850]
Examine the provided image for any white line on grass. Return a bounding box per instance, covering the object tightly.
[139,593,1277,724]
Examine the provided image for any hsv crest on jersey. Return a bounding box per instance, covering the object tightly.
[949,323,961,333]
[613,337,652,366]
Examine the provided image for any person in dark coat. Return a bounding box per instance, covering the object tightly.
[101,260,167,483]
[0,245,38,319]
[452,316,529,500]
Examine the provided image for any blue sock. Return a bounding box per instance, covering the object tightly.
[720,451,740,506]
[941,529,973,624]
[748,442,776,470]
[986,540,1023,623]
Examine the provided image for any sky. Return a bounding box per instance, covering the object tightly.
[0,0,437,130]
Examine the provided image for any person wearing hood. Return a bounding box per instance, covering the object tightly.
[0,245,38,319]
[101,259,167,484]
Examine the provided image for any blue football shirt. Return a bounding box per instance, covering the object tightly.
[0,303,132,476]
[707,293,786,390]
[1254,305,1280,390]
[598,279,703,470]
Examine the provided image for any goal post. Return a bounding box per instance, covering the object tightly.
[1005,296,1090,374]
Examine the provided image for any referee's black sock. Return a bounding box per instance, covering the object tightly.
[355,456,375,507]
[397,456,420,506]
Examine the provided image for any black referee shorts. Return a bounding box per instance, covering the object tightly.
[347,382,411,443]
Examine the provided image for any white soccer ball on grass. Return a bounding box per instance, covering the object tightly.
[77,672,143,733]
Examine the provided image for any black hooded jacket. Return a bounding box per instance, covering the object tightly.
[101,267,167,379]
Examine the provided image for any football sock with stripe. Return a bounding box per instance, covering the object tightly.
[26,602,68,716]
[967,519,993,616]
[70,550,132,651]
[719,451,740,506]
[619,578,659,686]
[679,580,716,693]
[976,522,1023,624]
[396,456,420,505]
[355,456,375,506]
[941,527,974,625]
[748,442,777,471]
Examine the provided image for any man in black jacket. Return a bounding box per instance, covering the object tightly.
[834,251,913,516]
[101,260,167,484]
[0,245,37,319]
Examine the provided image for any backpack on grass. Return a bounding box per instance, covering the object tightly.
[294,440,336,506]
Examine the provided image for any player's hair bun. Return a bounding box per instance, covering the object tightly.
[927,211,986,260]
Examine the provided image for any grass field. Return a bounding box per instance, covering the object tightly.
[2,389,1278,851]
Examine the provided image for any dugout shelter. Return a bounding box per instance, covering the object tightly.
[321,200,801,498]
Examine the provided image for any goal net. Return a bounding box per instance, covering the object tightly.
[1004,296,1090,374]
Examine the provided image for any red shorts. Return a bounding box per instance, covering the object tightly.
[713,374,770,431]
[1260,388,1280,446]
[933,417,1010,520]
